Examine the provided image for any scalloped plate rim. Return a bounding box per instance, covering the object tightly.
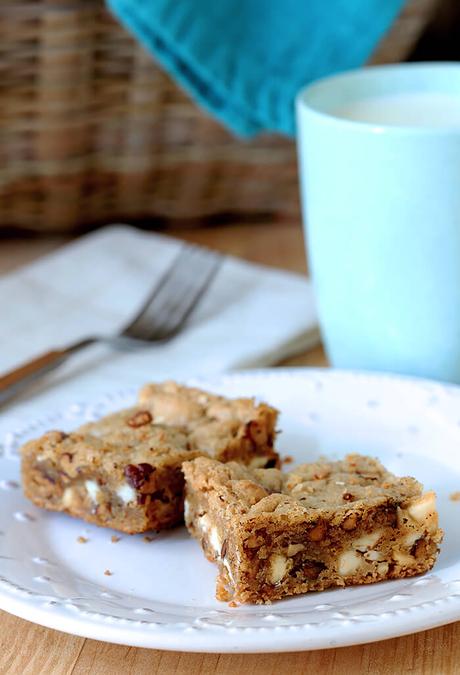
[0,367,459,652]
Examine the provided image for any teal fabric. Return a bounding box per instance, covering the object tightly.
[107,0,406,137]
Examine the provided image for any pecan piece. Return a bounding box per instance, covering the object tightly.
[384,505,398,527]
[411,537,428,559]
[342,513,358,531]
[290,558,325,579]
[127,410,153,428]
[150,489,170,503]
[303,560,325,580]
[124,462,154,488]
[308,521,327,541]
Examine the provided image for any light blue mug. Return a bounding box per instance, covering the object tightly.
[297,63,460,383]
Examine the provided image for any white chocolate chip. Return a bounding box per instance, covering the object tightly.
[397,493,438,534]
[377,562,389,576]
[393,550,415,566]
[62,487,75,508]
[268,554,288,584]
[406,492,438,533]
[404,532,421,548]
[352,530,382,552]
[222,556,236,585]
[197,514,222,558]
[338,550,362,576]
[184,499,190,523]
[197,513,210,533]
[116,483,136,504]
[85,480,101,503]
[196,512,234,582]
[407,492,435,521]
[209,525,222,556]
[287,543,305,557]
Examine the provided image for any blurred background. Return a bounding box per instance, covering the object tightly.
[0,0,459,239]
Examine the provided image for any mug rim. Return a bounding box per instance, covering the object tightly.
[296,62,460,135]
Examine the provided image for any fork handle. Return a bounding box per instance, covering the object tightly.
[0,338,96,407]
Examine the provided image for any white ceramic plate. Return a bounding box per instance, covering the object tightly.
[0,368,459,653]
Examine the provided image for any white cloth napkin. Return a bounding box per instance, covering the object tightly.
[0,225,318,418]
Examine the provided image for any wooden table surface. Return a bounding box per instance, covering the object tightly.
[0,222,458,675]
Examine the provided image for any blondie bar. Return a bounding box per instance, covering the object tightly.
[183,455,443,603]
[21,382,278,534]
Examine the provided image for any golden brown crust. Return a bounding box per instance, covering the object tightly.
[138,381,279,465]
[183,455,443,604]
[21,382,279,534]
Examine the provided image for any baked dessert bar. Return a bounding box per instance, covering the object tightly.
[183,454,443,604]
[21,381,278,534]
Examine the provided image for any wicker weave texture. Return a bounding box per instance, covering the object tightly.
[0,0,439,232]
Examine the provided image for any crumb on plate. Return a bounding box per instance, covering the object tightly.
[111,535,121,543]
[450,492,460,502]
[104,569,113,576]
[77,536,88,544]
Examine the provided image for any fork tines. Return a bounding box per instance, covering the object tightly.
[122,244,223,342]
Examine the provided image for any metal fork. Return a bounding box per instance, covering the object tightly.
[0,244,223,407]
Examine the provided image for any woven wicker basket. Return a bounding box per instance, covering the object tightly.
[0,0,442,233]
